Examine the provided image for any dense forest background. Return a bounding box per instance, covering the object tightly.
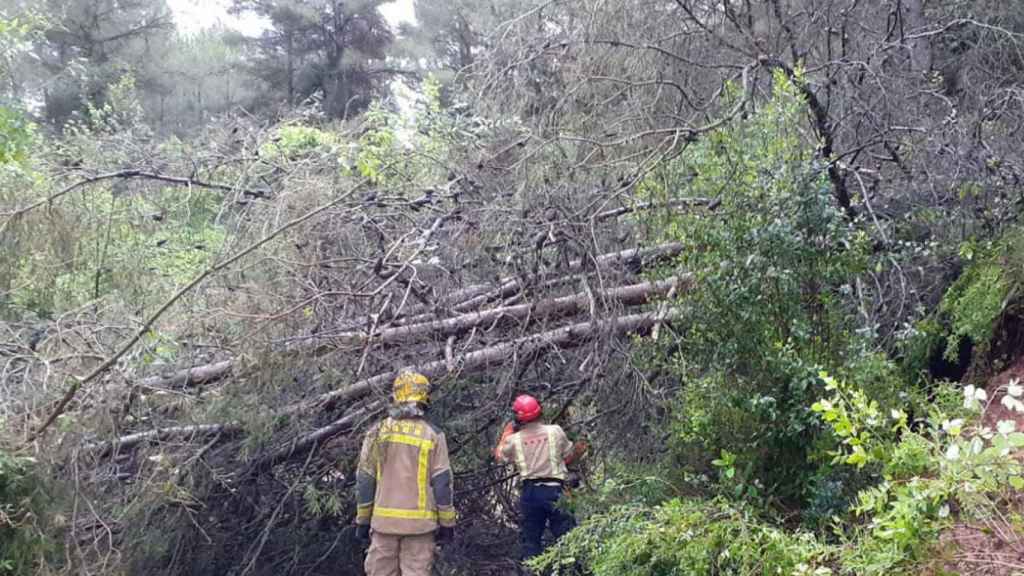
[2,0,1024,574]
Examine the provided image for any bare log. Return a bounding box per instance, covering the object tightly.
[91,306,680,460]
[318,276,687,349]
[379,242,685,323]
[156,242,688,388]
[447,242,684,314]
[85,424,240,456]
[138,361,235,389]
[258,401,385,469]
[290,308,681,417]
[265,309,679,467]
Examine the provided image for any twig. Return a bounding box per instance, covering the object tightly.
[1,169,272,234]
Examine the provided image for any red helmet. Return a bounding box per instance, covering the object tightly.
[513,394,542,423]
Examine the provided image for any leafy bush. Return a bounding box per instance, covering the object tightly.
[0,451,55,575]
[813,372,1024,575]
[642,70,874,501]
[941,260,1008,361]
[260,125,341,160]
[530,498,833,576]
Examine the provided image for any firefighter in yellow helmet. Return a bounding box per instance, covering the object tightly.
[355,371,456,576]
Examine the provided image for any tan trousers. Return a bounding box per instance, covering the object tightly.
[364,531,435,576]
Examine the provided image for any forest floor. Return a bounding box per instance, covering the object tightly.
[932,354,1024,576]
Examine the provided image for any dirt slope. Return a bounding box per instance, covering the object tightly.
[933,355,1024,576]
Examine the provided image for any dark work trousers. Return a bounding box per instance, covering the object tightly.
[520,482,577,560]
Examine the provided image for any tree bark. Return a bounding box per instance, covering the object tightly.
[289,308,681,417]
[314,276,688,351]
[138,360,234,390]
[85,424,240,456]
[148,243,688,389]
[263,309,680,467]
[904,0,932,74]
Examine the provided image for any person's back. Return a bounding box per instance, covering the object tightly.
[355,372,455,576]
[360,414,455,534]
[494,395,585,560]
[499,420,572,482]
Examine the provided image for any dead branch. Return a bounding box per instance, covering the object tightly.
[84,424,240,457]
[1,170,272,234]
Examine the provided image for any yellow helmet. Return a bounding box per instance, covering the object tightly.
[393,371,430,404]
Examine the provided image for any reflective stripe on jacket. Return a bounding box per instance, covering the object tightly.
[498,422,573,481]
[356,417,456,534]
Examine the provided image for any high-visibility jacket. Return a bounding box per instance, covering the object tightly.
[496,422,574,481]
[355,416,456,535]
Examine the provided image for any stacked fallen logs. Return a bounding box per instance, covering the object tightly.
[92,242,689,461]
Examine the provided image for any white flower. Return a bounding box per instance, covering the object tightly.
[997,419,1017,436]
[963,385,988,411]
[945,443,961,461]
[942,419,964,436]
[1001,394,1024,414]
[1007,379,1023,398]
[890,409,906,421]
[938,503,950,518]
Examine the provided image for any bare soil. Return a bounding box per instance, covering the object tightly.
[930,355,1024,576]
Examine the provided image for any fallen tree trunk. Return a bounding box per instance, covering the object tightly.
[287,308,681,420]
[446,242,684,315]
[95,308,679,461]
[315,276,688,350]
[264,309,679,467]
[360,242,685,328]
[85,424,242,456]
[140,243,687,392]
[138,360,235,390]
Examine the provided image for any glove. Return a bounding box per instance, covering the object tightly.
[355,524,371,546]
[436,526,455,545]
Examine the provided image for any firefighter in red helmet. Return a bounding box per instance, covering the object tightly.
[494,394,586,560]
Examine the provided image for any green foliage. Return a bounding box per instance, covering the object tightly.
[645,71,874,501]
[81,74,149,135]
[896,317,945,384]
[530,498,833,576]
[894,227,1024,383]
[350,83,467,186]
[0,104,34,165]
[302,483,344,518]
[0,451,55,575]
[941,260,1008,361]
[813,374,1024,575]
[0,12,43,167]
[355,103,399,184]
[811,371,896,469]
[0,10,44,80]
[911,229,1024,369]
[261,124,341,160]
[8,185,225,316]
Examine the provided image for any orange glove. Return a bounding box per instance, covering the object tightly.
[565,440,588,466]
[493,421,515,462]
